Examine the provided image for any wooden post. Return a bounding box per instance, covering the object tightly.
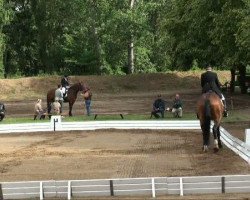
[230,97,234,110]
[221,177,225,193]
[0,184,3,200]
[109,180,114,196]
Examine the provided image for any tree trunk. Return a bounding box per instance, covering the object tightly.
[230,68,235,93]
[238,64,247,94]
[127,0,136,74]
[88,0,103,75]
[0,0,4,78]
[128,38,134,74]
[91,25,103,75]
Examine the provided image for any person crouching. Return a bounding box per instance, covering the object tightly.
[171,94,183,118]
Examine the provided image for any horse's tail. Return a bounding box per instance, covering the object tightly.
[204,99,211,135]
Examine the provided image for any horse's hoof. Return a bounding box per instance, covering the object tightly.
[218,143,223,149]
[203,146,208,152]
[213,148,219,153]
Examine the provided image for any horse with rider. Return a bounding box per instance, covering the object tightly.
[201,64,228,117]
[47,76,87,116]
[197,64,228,152]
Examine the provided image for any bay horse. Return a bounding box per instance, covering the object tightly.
[197,91,223,152]
[47,82,86,116]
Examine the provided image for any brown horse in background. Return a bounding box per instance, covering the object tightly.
[197,91,224,152]
[47,82,86,116]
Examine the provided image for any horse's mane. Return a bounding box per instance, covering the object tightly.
[71,82,83,87]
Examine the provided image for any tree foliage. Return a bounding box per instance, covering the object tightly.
[0,0,249,77]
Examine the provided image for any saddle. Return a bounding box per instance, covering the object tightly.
[205,89,222,99]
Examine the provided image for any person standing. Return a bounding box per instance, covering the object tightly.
[82,87,92,116]
[171,94,183,118]
[201,65,228,117]
[34,99,44,120]
[52,98,61,115]
[55,84,63,114]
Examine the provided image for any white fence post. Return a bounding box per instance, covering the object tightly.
[180,178,183,196]
[68,181,71,200]
[245,129,250,146]
[151,178,156,198]
[40,181,43,200]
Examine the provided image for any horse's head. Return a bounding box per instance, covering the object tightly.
[77,82,87,92]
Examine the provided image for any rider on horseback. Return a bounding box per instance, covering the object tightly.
[61,75,70,97]
[201,64,228,117]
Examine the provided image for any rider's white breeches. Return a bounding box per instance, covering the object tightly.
[61,87,66,94]
[221,94,225,100]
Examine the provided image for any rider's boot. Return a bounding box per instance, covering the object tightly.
[222,100,228,117]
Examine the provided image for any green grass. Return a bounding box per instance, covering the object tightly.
[1,110,249,124]
[0,113,198,124]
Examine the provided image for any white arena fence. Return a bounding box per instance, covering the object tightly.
[1,175,250,199]
[0,120,250,199]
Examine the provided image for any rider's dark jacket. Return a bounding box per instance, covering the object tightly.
[61,77,69,88]
[201,70,222,98]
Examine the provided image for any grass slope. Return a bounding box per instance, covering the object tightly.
[0,71,230,101]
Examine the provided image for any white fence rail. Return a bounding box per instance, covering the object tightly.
[1,175,250,199]
[220,127,250,163]
[0,120,201,134]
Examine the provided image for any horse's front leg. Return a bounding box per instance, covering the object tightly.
[212,124,219,152]
[69,102,73,116]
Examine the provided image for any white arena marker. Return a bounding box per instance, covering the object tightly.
[50,115,62,131]
[245,129,250,147]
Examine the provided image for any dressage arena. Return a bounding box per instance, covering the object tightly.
[0,120,250,199]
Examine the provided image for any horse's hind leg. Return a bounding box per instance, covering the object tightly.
[212,124,219,152]
[217,126,223,148]
[201,124,209,152]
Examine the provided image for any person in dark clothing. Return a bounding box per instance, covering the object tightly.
[151,94,165,118]
[61,75,70,97]
[201,65,228,117]
[0,102,6,121]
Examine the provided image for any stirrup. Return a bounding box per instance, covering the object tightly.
[223,110,228,117]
